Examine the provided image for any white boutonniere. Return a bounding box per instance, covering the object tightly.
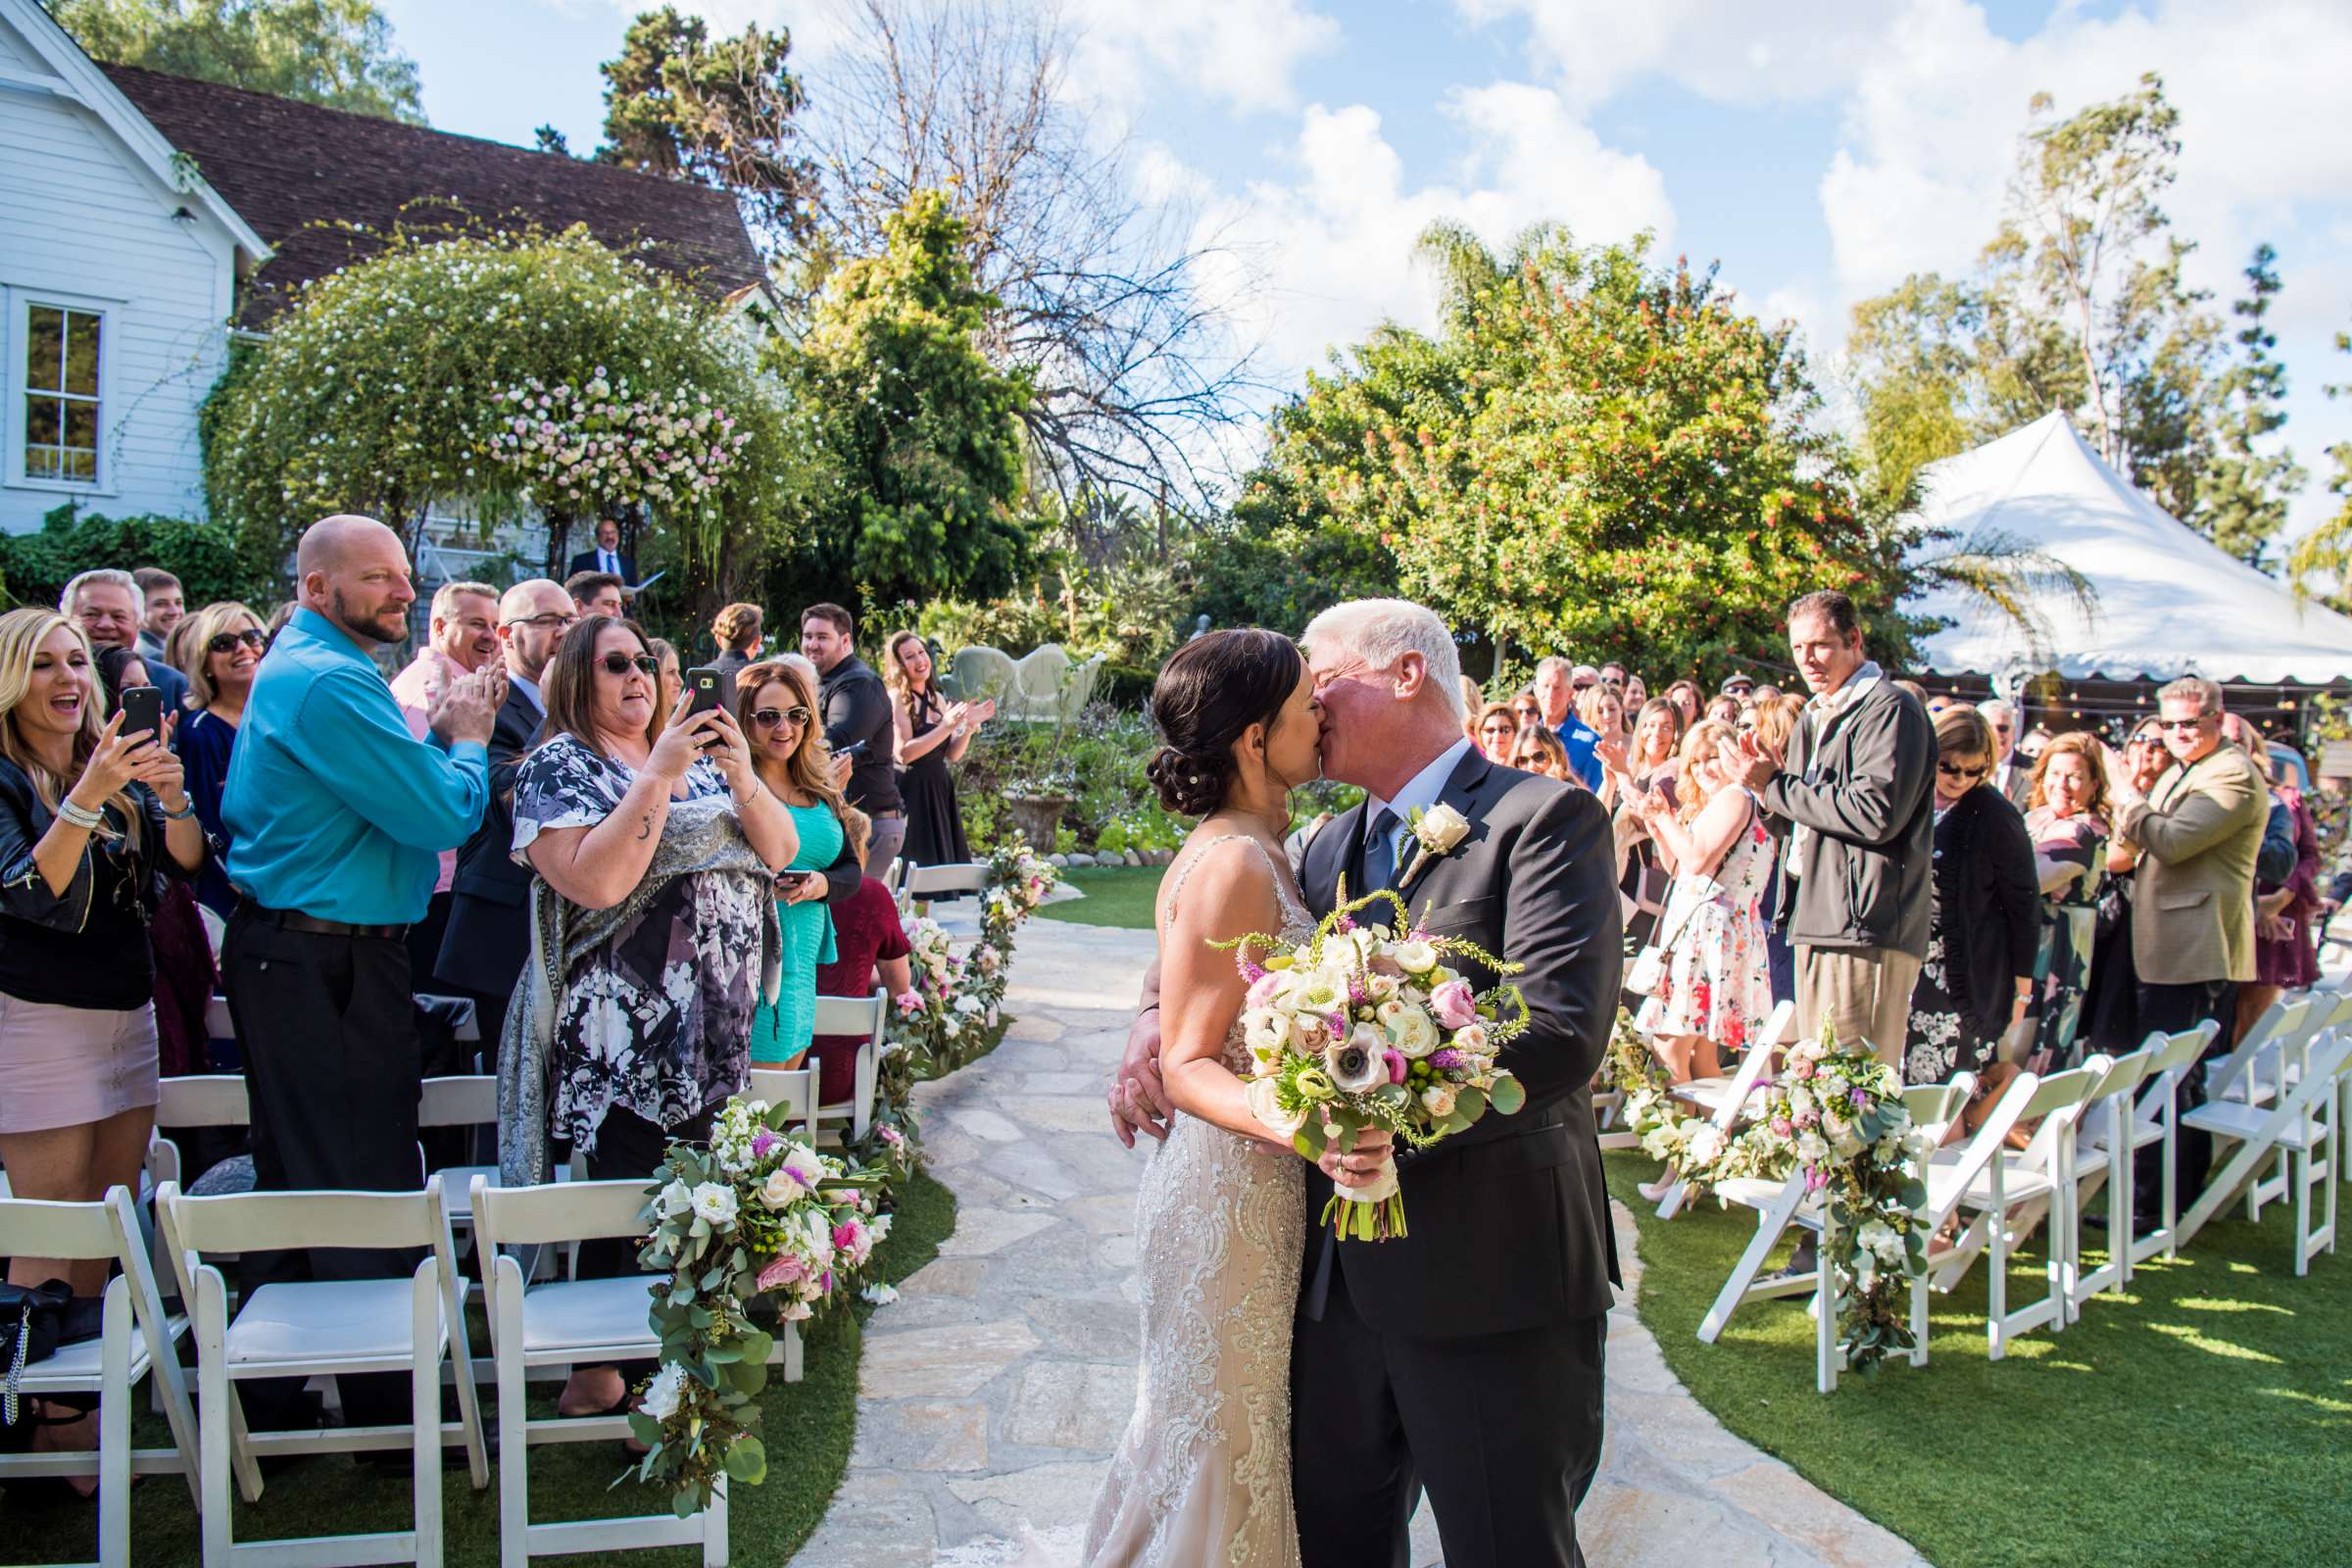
[1397,803,1472,892]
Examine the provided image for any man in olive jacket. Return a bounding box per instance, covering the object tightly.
[1722,590,1936,1066]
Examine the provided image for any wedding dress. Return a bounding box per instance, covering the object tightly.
[1078,833,1310,1568]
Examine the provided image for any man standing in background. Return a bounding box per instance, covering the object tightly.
[389,580,504,981]
[133,566,184,662]
[803,602,903,873]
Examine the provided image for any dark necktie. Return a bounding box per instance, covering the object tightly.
[1362,807,1401,893]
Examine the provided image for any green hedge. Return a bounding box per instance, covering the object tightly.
[3,503,281,614]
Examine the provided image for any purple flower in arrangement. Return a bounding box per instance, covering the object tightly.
[1241,959,1268,983]
[1428,1048,1466,1071]
[751,1130,778,1159]
[1348,977,1370,1005]
[1336,914,1357,933]
[1327,1014,1348,1041]
[1849,1088,1870,1110]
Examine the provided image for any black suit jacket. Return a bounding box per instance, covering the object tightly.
[1298,747,1623,1337]
[567,549,636,585]
[432,686,543,996]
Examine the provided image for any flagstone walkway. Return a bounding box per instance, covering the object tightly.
[798,917,1929,1567]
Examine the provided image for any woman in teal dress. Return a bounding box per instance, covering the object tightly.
[738,660,863,1067]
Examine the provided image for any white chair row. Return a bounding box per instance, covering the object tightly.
[904,860,990,943]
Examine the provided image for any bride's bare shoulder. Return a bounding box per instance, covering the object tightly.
[1156,827,1286,942]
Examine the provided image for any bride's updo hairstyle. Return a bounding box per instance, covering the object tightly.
[1148,629,1303,817]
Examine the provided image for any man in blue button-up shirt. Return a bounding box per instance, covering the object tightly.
[219,514,502,1431]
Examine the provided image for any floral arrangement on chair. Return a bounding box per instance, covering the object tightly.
[631,1096,888,1511]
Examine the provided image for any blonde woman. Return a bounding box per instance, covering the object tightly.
[174,600,266,916]
[1577,681,1634,809]
[0,612,204,1298]
[1627,718,1776,1086]
[741,659,865,1069]
[883,630,993,869]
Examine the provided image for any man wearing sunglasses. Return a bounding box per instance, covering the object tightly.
[434,579,576,1046]
[2111,674,2268,1219]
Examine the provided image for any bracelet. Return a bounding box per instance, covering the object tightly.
[161,797,197,821]
[56,799,105,831]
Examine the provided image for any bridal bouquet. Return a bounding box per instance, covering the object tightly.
[1228,885,1530,1240]
[631,1095,888,1509]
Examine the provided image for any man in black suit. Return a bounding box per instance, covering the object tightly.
[433,578,573,1047]
[566,516,634,585]
[1109,599,1623,1567]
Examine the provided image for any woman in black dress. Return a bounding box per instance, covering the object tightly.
[1904,705,2040,1132]
[884,630,994,867]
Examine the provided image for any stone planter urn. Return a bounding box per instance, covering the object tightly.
[1004,794,1070,853]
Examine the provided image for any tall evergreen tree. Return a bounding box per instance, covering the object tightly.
[2196,244,2305,566]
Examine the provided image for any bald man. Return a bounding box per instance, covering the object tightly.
[433,578,573,1044]
[220,514,503,1432]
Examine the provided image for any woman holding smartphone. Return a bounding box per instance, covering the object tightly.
[739,660,864,1070]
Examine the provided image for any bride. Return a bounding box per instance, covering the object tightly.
[1079,628,1393,1567]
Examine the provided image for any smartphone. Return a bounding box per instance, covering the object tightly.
[118,685,163,746]
[683,665,724,719]
[777,869,814,892]
[834,737,869,760]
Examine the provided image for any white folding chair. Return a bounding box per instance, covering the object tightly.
[2085,1021,2222,1270]
[1926,1061,2109,1359]
[2060,1046,2161,1319]
[878,856,907,897]
[0,1187,200,1568]
[812,989,889,1142]
[144,1074,253,1195]
[418,1074,502,1236]
[904,860,989,942]
[744,1066,821,1144]
[472,1177,734,1567]
[2176,1028,2348,1273]
[1653,1001,1796,1219]
[160,1176,490,1566]
[1697,1076,1973,1393]
[2205,992,2319,1110]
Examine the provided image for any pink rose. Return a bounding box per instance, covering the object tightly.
[756,1253,806,1292]
[1246,970,1284,1008]
[1429,979,1477,1031]
[1383,1049,1408,1086]
[897,990,926,1013]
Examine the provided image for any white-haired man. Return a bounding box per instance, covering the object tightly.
[1111,598,1624,1567]
[1533,655,1603,790]
[1982,699,2032,808]
[62,568,189,718]
[389,579,504,975]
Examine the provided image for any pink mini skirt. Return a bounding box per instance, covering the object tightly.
[0,994,160,1135]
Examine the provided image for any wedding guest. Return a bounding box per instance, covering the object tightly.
[1457,676,1485,747]
[1749,692,1804,1004]
[1664,679,1704,729]
[173,602,265,916]
[390,580,503,981]
[2237,734,2320,1043]
[434,580,574,1050]
[1475,702,1519,762]
[1725,589,1935,1069]
[0,609,203,1294]
[1903,708,2038,1126]
[1511,723,1572,782]
[94,647,214,1078]
[2025,733,2111,1066]
[710,603,762,683]
[1719,672,1756,704]
[221,515,500,1431]
[261,600,297,651]
[885,629,993,868]
[808,806,913,1103]
[647,636,683,722]
[1623,674,1648,712]
[2112,676,2266,1213]
[1510,690,1544,734]
[565,570,626,619]
[2084,718,2169,1055]
[1630,698,1683,789]
[1629,717,1776,1086]
[1983,700,2034,808]
[739,659,863,1069]
[566,516,635,584]
[62,569,187,720]
[1578,682,1634,811]
[503,614,794,1418]
[804,603,903,873]
[1535,657,1604,789]
[131,566,183,662]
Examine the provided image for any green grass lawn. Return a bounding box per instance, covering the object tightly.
[1606,1152,2352,1568]
[1035,863,1160,930]
[11,1170,955,1566]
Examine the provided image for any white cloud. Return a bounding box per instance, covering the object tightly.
[1183,85,1674,383]
[1062,0,1342,116]
[1451,0,1897,108]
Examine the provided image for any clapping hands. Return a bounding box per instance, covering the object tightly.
[1715,728,1782,793]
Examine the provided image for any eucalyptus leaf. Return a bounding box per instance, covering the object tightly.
[724,1435,767,1485]
[1489,1077,1526,1114]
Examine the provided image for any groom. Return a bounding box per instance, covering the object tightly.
[1109,599,1623,1567]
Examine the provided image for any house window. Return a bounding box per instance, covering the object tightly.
[22,304,102,484]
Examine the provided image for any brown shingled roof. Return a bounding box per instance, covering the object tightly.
[99,63,767,326]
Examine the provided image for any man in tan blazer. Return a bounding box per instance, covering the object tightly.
[2114,674,2267,1217]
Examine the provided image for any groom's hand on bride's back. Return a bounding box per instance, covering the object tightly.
[1107,1005,1172,1148]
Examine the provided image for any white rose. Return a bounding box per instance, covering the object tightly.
[1686,1125,1726,1165]
[1414,803,1471,855]
[690,1182,738,1226]
[1420,1083,1458,1118]
[1392,940,1438,974]
[1450,1022,1491,1058]
[1795,1132,1831,1164]
[1385,1004,1441,1058]
[1367,973,1400,1003]
[1246,1076,1307,1137]
[760,1164,810,1210]
[659,1179,694,1218]
[640,1362,688,1422]
[954,993,983,1015]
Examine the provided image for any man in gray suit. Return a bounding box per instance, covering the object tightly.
[1983,700,2034,809]
[1110,600,1623,1567]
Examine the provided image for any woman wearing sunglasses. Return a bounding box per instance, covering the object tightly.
[173,601,268,917]
[885,629,992,869]
[506,614,799,1423]
[739,659,866,1070]
[1902,705,2039,1129]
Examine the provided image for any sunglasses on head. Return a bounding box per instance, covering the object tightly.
[207,627,266,656]
[598,653,660,678]
[752,705,812,729]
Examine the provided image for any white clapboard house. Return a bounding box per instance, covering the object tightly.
[0,0,766,562]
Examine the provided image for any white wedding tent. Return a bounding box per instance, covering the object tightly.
[1902,411,2352,685]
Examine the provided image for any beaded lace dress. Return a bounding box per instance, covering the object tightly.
[1078,834,1309,1568]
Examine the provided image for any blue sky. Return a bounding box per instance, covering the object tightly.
[377,0,2351,533]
